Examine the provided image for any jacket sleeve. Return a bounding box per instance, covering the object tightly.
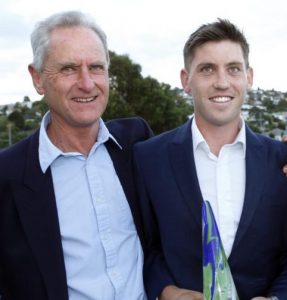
[264,141,287,299]
[133,144,175,299]
[266,222,287,299]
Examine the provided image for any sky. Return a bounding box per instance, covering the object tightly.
[0,0,286,105]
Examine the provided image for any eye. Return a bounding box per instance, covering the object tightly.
[60,65,77,75]
[200,65,213,75]
[89,64,106,74]
[228,66,241,75]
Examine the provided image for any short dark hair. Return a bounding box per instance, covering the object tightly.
[183,19,250,70]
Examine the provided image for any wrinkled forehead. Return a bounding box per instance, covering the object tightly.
[49,26,103,47]
[45,26,107,65]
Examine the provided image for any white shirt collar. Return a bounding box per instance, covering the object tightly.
[39,111,121,173]
[191,116,246,156]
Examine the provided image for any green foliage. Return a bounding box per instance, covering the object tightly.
[262,98,275,110]
[32,98,48,117]
[23,96,31,102]
[104,51,193,134]
[0,116,8,131]
[8,110,25,129]
[276,99,287,111]
[245,121,261,133]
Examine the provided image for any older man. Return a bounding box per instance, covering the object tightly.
[0,11,152,300]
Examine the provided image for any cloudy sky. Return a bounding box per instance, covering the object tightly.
[0,0,286,105]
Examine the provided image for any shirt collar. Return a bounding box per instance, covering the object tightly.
[191,116,246,155]
[39,111,121,173]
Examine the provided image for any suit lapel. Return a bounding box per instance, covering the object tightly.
[166,121,266,259]
[13,132,68,300]
[231,127,266,254]
[168,119,203,226]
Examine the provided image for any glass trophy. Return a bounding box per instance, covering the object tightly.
[202,200,239,300]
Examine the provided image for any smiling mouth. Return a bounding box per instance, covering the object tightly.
[209,96,233,103]
[72,96,97,103]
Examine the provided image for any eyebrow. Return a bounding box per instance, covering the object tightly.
[58,62,79,68]
[58,60,108,68]
[195,62,215,70]
[196,61,244,68]
[226,61,244,66]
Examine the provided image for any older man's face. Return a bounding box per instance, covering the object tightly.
[30,26,109,132]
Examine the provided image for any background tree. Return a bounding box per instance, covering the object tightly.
[8,110,25,129]
[23,96,31,103]
[31,98,48,118]
[103,51,193,133]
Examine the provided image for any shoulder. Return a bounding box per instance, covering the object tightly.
[134,119,191,153]
[0,130,39,177]
[135,128,176,150]
[105,117,153,147]
[106,116,151,133]
[246,127,287,161]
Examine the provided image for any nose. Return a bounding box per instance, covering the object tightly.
[213,70,230,90]
[77,68,95,92]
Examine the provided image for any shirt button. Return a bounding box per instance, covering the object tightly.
[101,234,108,240]
[111,271,118,278]
[96,197,105,203]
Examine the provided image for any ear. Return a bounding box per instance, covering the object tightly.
[180,68,191,93]
[246,67,254,90]
[28,64,45,95]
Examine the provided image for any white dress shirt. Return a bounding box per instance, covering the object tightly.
[39,112,146,300]
[192,118,246,257]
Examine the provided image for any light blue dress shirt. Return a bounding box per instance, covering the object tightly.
[39,112,146,300]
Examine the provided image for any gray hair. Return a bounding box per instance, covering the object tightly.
[30,11,109,71]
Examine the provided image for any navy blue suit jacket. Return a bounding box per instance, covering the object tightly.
[134,119,287,300]
[0,117,152,300]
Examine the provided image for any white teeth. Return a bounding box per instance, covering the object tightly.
[210,96,231,103]
[73,96,95,103]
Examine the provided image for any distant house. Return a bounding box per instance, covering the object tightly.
[268,128,284,140]
[0,103,15,116]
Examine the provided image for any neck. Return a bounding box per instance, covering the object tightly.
[47,121,100,156]
[195,117,241,156]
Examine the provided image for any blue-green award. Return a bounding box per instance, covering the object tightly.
[202,200,239,300]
